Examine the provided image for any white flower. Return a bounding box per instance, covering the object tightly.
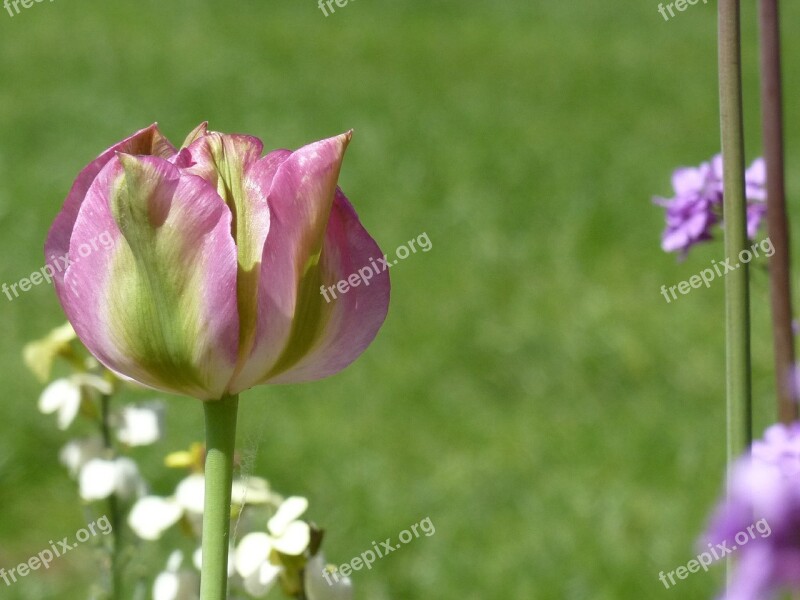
[267,496,311,555]
[59,437,104,477]
[232,496,312,597]
[175,474,206,515]
[38,374,113,430]
[116,403,164,447]
[305,553,353,600]
[232,476,274,507]
[234,533,281,597]
[153,551,199,600]
[128,496,183,540]
[79,456,143,501]
[128,475,273,541]
[38,379,81,430]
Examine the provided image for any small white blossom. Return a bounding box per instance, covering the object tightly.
[234,533,281,597]
[128,475,272,541]
[267,496,311,555]
[128,496,183,540]
[116,403,164,447]
[38,374,113,430]
[175,474,206,515]
[232,496,313,597]
[232,476,274,507]
[153,551,199,600]
[79,456,143,501]
[59,437,104,477]
[38,379,81,430]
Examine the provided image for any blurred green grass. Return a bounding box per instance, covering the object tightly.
[1,0,799,598]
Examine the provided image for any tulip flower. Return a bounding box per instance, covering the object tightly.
[46,123,389,599]
[45,123,389,400]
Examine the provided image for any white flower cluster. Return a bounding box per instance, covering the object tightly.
[26,323,353,600]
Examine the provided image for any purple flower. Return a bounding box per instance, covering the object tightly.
[704,423,800,599]
[745,158,767,201]
[656,155,768,256]
[745,158,767,236]
[654,159,720,256]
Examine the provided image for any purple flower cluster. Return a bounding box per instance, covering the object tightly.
[704,423,800,600]
[655,155,766,257]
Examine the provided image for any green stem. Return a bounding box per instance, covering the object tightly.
[200,394,239,600]
[758,0,797,423]
[718,0,752,465]
[718,0,752,588]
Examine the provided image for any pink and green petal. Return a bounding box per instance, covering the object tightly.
[230,132,388,391]
[180,133,272,370]
[45,124,176,296]
[266,189,390,384]
[181,121,209,149]
[59,155,239,399]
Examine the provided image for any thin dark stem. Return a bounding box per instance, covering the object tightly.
[758,0,797,423]
[100,394,122,599]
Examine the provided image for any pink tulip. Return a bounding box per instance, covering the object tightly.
[46,123,390,399]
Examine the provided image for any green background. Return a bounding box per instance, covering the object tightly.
[1,0,798,598]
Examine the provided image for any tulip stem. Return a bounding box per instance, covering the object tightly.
[200,393,239,600]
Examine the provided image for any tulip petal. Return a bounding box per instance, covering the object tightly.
[180,121,209,149]
[180,133,272,376]
[56,155,239,399]
[230,133,388,390]
[266,188,390,384]
[46,124,176,296]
